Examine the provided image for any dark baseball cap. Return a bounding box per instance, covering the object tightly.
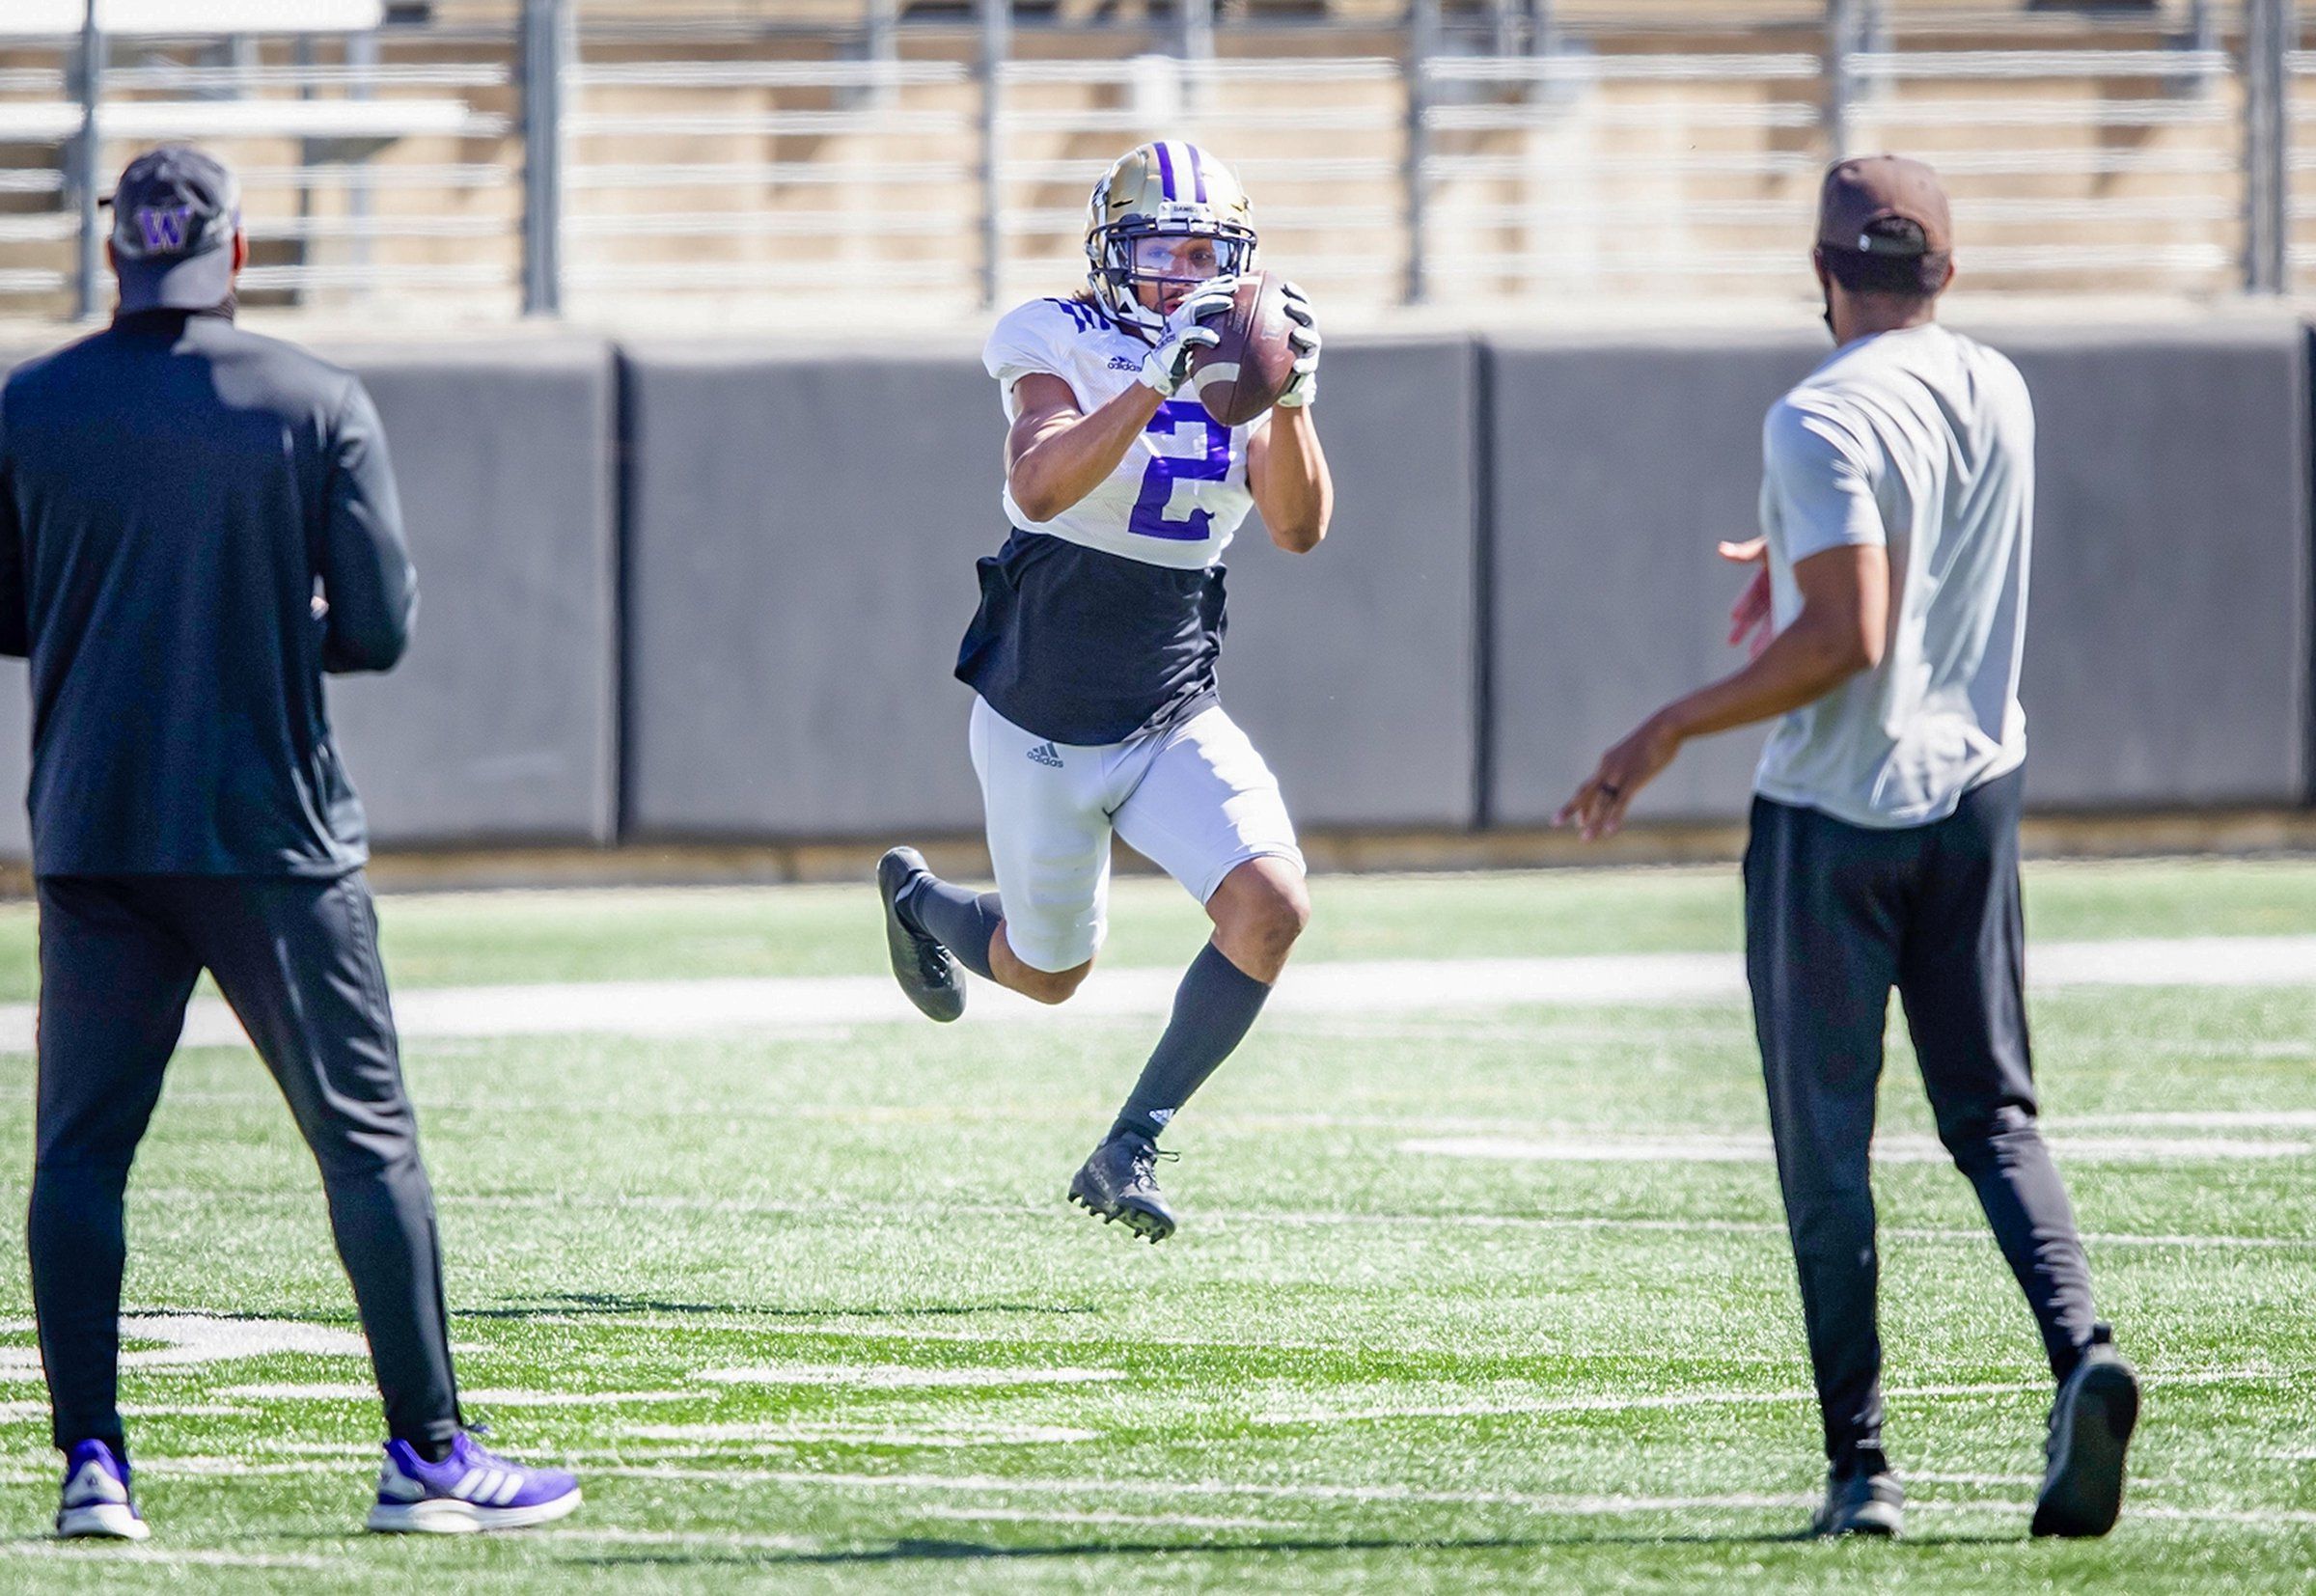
[1817,154,1952,260]
[105,145,242,312]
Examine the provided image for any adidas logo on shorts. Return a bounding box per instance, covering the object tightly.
[1027,742,1064,768]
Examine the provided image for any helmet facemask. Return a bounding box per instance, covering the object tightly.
[1092,224,1255,333]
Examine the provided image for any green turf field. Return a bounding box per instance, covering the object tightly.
[0,859,2308,1590]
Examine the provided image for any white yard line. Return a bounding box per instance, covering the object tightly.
[622,1420,1097,1446]
[0,1543,337,1569]
[702,1365,1123,1390]
[586,1465,1817,1517]
[160,1188,2296,1255]
[5,934,2314,1051]
[538,1527,817,1552]
[49,1191,2314,1284]
[916,1504,1296,1531]
[0,1399,253,1422]
[222,1381,696,1408]
[0,1313,369,1377]
[1252,1366,2302,1428]
[1403,1132,2316,1164]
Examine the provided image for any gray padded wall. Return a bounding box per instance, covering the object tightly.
[319,337,619,843]
[0,345,42,854]
[1488,332,1826,826]
[0,662,23,857]
[621,340,993,838]
[622,336,1480,839]
[1487,323,2312,823]
[0,334,619,855]
[2,321,2308,861]
[1218,337,1478,829]
[1997,323,2307,808]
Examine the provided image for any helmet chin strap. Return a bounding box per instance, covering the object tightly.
[1093,269,1166,338]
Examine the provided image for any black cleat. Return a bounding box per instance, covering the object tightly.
[1067,1134,1179,1243]
[2032,1323,2139,1539]
[877,847,964,1024]
[1810,1471,1903,1538]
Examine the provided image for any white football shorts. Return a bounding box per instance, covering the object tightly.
[969,696,1304,974]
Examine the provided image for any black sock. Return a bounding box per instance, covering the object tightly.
[899,875,1003,980]
[1110,942,1272,1143]
[396,1431,455,1464]
[1841,1444,1891,1481]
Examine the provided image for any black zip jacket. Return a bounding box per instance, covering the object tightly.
[0,308,416,876]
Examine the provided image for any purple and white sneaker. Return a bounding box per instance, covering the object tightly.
[365,1432,581,1533]
[55,1439,150,1540]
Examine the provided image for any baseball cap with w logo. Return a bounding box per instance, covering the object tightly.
[105,145,241,313]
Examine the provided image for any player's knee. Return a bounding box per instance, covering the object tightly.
[1261,876,1312,949]
[1223,862,1310,954]
[1018,959,1092,1005]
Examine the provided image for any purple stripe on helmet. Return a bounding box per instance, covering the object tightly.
[1185,144,1208,204]
[1152,141,1177,201]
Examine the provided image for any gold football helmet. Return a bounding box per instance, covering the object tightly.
[1085,140,1257,336]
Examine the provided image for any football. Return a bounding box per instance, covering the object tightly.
[1188,270,1297,427]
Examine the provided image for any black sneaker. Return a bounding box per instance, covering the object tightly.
[1810,1470,1903,1538]
[1067,1134,1179,1243]
[877,847,964,1024]
[2032,1322,2139,1539]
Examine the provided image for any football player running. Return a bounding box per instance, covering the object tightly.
[877,141,1331,1243]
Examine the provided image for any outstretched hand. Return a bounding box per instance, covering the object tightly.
[1556,712,1683,841]
[1276,280,1321,408]
[1722,537,1773,659]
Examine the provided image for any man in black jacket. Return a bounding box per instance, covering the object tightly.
[0,146,578,1539]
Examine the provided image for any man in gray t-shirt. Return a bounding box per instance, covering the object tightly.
[1754,313,2033,825]
[1560,156,2138,1542]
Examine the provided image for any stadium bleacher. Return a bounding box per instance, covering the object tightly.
[0,1,2291,325]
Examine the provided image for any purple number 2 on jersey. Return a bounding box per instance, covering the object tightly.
[1127,400,1230,541]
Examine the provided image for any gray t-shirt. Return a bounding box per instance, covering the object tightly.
[1753,323,2033,829]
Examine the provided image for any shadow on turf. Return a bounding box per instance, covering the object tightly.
[454,1290,1099,1321]
[562,1529,2022,1569]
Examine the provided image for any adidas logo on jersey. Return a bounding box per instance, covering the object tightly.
[1027,742,1064,768]
[1107,355,1141,372]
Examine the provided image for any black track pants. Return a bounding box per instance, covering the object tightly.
[28,871,461,1454]
[1743,769,2095,1474]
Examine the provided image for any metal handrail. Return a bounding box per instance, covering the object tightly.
[565,110,972,136]
[1846,49,2236,80]
[1434,243,2232,276]
[998,107,1402,133]
[102,63,510,90]
[572,61,970,88]
[568,161,969,188]
[1000,58,1402,84]
[1429,103,1820,131]
[1426,53,1824,83]
[1436,194,2242,228]
[569,211,973,238]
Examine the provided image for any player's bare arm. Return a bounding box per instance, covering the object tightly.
[1004,274,1243,522]
[1247,409,1331,553]
[1558,542,1889,839]
[1721,537,1775,655]
[1003,372,1162,524]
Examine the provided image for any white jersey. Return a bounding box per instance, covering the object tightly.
[982,296,1265,572]
[1753,323,2035,829]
